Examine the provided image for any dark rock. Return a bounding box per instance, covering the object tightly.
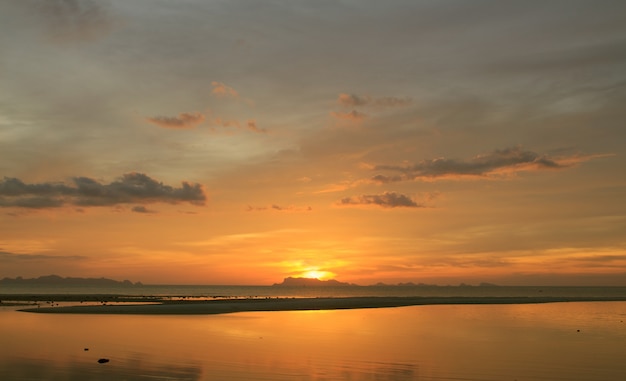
[97,358,110,364]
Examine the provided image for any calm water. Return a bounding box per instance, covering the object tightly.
[2,300,626,380]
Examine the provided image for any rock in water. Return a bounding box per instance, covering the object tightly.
[97,358,110,364]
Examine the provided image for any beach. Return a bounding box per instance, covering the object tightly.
[10,294,626,315]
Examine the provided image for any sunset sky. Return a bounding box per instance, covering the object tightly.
[1,0,625,286]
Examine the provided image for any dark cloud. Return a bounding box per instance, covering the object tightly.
[339,192,423,208]
[1,197,66,209]
[0,173,206,209]
[0,177,73,196]
[337,93,412,108]
[146,112,205,129]
[372,147,582,183]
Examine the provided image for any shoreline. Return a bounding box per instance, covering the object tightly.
[13,295,626,315]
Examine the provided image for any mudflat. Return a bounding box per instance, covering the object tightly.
[14,295,626,315]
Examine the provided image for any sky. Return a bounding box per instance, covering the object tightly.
[1,0,625,286]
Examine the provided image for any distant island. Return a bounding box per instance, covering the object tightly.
[371,282,499,287]
[273,277,355,287]
[0,275,143,287]
[273,277,500,288]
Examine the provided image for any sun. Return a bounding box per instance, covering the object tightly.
[301,270,333,280]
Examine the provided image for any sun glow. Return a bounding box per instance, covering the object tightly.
[301,270,334,280]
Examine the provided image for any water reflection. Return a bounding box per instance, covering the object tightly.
[1,302,625,380]
[3,356,201,381]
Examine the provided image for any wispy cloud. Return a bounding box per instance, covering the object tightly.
[330,110,367,121]
[146,112,205,129]
[331,93,411,123]
[34,0,114,43]
[210,118,266,133]
[338,192,424,208]
[246,120,265,133]
[372,147,596,183]
[337,93,412,108]
[246,204,312,212]
[131,205,157,214]
[0,250,86,262]
[569,254,626,267]
[211,81,239,98]
[0,173,206,209]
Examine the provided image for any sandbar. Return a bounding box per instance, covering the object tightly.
[15,295,626,315]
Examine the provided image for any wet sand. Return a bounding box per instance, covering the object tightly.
[12,295,626,315]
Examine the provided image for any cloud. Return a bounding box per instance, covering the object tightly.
[247,204,312,212]
[210,118,266,133]
[246,120,266,133]
[337,93,370,107]
[0,251,86,262]
[372,147,592,183]
[146,112,205,129]
[0,173,206,209]
[569,254,626,267]
[337,93,412,108]
[371,175,404,184]
[27,0,115,43]
[40,0,113,41]
[330,93,411,123]
[1,197,65,209]
[211,81,239,98]
[338,192,423,208]
[131,205,157,214]
[330,110,367,121]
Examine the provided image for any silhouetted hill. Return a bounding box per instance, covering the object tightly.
[0,275,142,287]
[273,278,500,287]
[272,277,354,287]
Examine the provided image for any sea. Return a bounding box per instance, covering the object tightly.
[2,285,626,380]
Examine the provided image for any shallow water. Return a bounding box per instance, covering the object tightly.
[1,301,625,380]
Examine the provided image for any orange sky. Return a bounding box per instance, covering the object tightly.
[1,1,625,285]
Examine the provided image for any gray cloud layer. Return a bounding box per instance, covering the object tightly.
[372,147,577,183]
[0,173,206,209]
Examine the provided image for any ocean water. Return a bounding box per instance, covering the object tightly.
[1,286,626,380]
[1,301,625,380]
